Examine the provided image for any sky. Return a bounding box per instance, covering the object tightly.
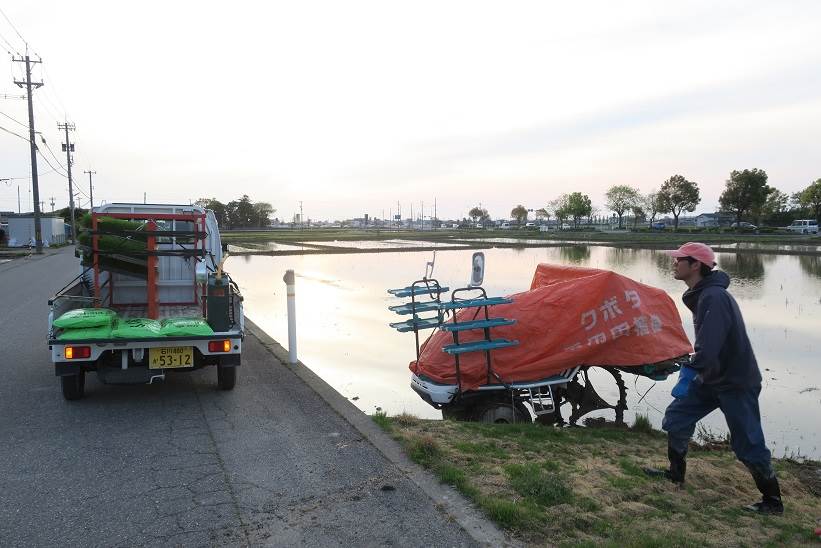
[1,1,820,222]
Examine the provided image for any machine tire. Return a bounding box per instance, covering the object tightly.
[61,372,85,400]
[217,365,236,391]
[473,400,531,424]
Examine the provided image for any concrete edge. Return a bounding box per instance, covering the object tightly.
[244,318,518,548]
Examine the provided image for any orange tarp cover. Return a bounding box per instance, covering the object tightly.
[411,264,693,390]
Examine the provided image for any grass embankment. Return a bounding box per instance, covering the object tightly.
[373,413,821,547]
[222,228,820,248]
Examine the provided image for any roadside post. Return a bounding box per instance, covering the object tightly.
[283,269,297,364]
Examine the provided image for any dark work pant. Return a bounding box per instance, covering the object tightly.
[662,383,774,477]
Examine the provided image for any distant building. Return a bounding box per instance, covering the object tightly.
[6,214,67,246]
[695,213,734,228]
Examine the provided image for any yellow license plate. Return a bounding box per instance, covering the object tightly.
[149,347,194,369]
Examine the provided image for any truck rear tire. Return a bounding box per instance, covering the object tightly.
[61,372,85,400]
[217,365,236,390]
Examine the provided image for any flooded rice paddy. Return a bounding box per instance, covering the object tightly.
[227,244,821,458]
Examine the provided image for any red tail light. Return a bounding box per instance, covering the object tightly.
[65,346,91,359]
[208,340,231,353]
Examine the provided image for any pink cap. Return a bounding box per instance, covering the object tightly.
[664,242,716,267]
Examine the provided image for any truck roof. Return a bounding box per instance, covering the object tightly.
[94,203,209,215]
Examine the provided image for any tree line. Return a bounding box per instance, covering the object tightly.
[194,196,275,229]
[509,171,820,230]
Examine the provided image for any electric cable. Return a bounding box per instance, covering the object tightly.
[0,122,29,142]
[0,109,27,128]
[0,6,27,46]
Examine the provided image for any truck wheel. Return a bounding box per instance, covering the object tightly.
[217,365,236,390]
[61,372,85,400]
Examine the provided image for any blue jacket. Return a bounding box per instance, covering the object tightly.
[682,271,762,390]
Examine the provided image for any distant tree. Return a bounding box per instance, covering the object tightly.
[195,197,228,227]
[468,206,488,223]
[760,188,789,225]
[511,205,529,224]
[225,195,257,228]
[534,207,550,225]
[659,175,700,231]
[252,202,275,227]
[56,207,89,225]
[566,192,592,228]
[605,185,640,229]
[642,191,664,224]
[630,203,645,230]
[799,178,821,223]
[718,169,770,226]
[550,195,570,227]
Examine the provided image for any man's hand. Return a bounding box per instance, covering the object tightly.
[672,366,697,398]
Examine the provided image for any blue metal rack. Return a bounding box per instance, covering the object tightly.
[388,279,518,396]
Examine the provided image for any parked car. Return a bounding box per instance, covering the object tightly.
[525,222,536,228]
[651,222,666,230]
[786,219,819,234]
[560,223,572,230]
[475,223,483,229]
[500,222,511,230]
[731,222,757,230]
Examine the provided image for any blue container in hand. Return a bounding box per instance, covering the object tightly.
[671,366,697,398]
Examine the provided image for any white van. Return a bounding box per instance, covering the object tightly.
[787,219,819,234]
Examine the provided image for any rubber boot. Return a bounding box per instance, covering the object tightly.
[745,470,784,515]
[644,445,686,485]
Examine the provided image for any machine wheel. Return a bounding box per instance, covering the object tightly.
[472,400,531,424]
[551,367,627,426]
[61,372,85,400]
[441,402,475,421]
[217,365,236,390]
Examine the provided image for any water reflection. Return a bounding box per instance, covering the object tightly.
[606,247,641,268]
[799,255,821,278]
[559,245,591,263]
[227,245,821,459]
[719,253,766,282]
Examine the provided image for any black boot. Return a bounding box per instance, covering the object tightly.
[644,445,687,485]
[745,469,784,515]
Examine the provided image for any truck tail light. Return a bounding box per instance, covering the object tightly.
[65,346,91,359]
[208,340,231,353]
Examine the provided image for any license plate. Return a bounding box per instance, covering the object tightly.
[149,347,194,369]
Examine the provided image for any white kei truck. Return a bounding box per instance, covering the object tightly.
[48,203,244,400]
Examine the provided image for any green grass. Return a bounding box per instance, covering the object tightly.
[371,410,391,431]
[632,413,654,433]
[378,414,821,547]
[505,463,575,507]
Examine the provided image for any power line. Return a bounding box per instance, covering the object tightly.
[0,6,27,47]
[39,135,68,173]
[0,122,29,142]
[0,109,27,128]
[36,149,66,177]
[0,30,20,55]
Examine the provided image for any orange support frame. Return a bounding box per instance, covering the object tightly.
[90,211,208,318]
[146,220,158,319]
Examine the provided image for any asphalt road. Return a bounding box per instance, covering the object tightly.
[0,248,475,547]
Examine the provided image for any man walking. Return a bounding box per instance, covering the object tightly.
[646,242,783,514]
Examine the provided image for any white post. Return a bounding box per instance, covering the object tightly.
[283,269,297,364]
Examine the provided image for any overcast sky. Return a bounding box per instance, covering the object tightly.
[1,1,819,222]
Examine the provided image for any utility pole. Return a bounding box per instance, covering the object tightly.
[299,201,304,229]
[18,185,21,213]
[12,53,44,253]
[144,192,146,204]
[58,121,77,243]
[434,197,437,227]
[49,196,55,212]
[84,170,96,209]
